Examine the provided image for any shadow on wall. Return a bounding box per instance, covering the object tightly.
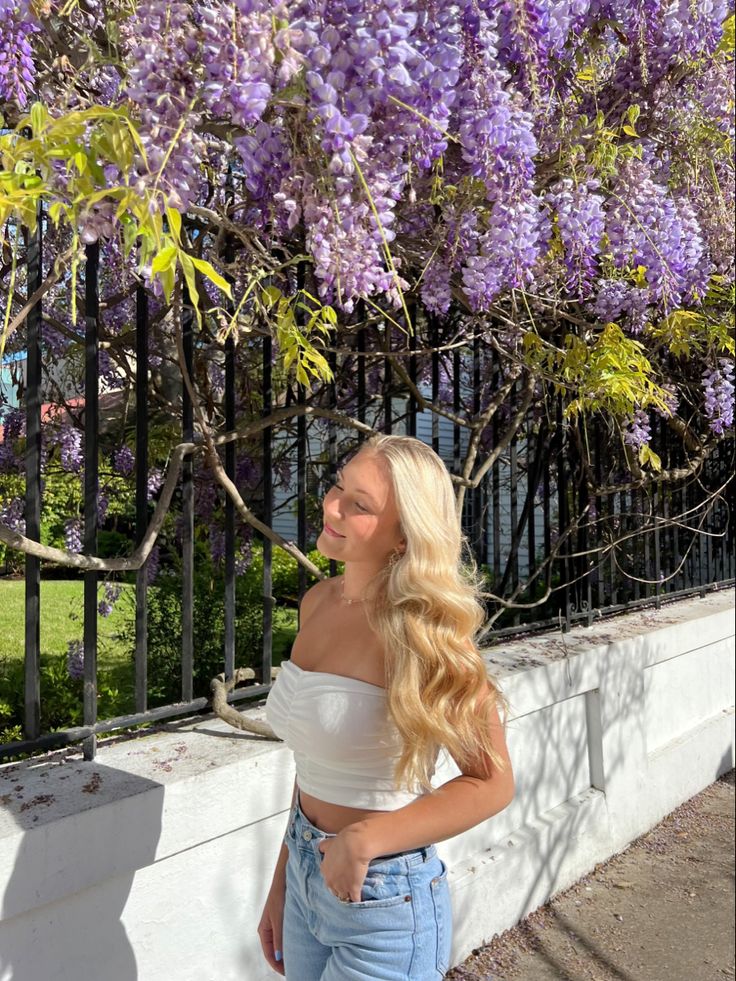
[0,757,164,981]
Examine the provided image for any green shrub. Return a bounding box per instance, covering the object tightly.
[126,542,330,706]
[134,557,261,705]
[0,652,127,734]
[1,449,138,553]
[0,724,22,746]
[97,529,135,558]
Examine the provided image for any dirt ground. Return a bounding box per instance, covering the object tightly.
[447,769,735,981]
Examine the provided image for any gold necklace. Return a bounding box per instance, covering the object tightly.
[340,580,366,604]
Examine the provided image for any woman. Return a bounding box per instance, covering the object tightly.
[258,434,515,980]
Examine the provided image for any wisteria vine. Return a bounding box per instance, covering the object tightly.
[0,0,733,622]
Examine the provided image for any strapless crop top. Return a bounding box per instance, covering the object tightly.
[265,659,431,809]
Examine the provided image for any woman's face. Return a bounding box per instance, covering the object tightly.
[318,450,405,566]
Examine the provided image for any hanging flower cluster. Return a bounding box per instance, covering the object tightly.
[0,0,733,445]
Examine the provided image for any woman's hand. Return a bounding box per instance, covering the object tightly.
[257,873,286,976]
[317,826,373,903]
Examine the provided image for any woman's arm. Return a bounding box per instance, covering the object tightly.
[317,697,515,899]
[347,769,514,862]
[350,696,514,859]
[257,777,298,974]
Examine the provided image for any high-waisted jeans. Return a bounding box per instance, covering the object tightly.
[282,792,453,980]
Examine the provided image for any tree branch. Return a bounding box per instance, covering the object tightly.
[0,440,198,569]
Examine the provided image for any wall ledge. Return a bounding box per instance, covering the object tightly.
[1,589,733,979]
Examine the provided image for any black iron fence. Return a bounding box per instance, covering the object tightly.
[1,221,733,761]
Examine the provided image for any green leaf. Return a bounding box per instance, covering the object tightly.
[631,265,648,288]
[189,256,232,298]
[716,13,734,53]
[261,285,282,309]
[639,445,662,472]
[30,103,47,137]
[166,207,182,243]
[159,264,176,303]
[108,123,134,171]
[48,201,64,225]
[151,245,178,275]
[282,344,296,370]
[179,253,202,326]
[115,191,136,221]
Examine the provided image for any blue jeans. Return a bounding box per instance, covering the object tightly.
[282,792,453,980]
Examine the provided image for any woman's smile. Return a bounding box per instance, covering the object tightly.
[323,523,345,538]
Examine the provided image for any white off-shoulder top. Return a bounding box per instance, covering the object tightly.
[265,659,431,809]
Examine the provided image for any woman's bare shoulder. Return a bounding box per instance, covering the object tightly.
[298,575,337,625]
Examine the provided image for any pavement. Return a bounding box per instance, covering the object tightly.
[447,769,735,981]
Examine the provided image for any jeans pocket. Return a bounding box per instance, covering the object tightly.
[430,859,451,974]
[342,869,413,910]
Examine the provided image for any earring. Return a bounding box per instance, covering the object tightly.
[389,547,402,567]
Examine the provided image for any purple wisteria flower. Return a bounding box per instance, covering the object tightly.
[234,541,252,576]
[702,359,735,435]
[59,425,83,473]
[125,1,205,211]
[542,0,591,56]
[78,203,116,245]
[274,456,292,493]
[494,0,553,100]
[0,496,24,534]
[624,409,652,449]
[654,383,679,419]
[548,178,606,298]
[594,279,652,334]
[66,640,85,681]
[113,445,135,477]
[0,409,24,473]
[420,257,453,316]
[457,62,538,199]
[0,408,24,442]
[462,192,550,310]
[147,467,164,500]
[98,582,122,618]
[0,1,37,108]
[594,278,631,322]
[64,518,83,553]
[236,455,260,488]
[605,159,712,314]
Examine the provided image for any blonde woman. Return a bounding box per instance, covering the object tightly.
[259,434,515,980]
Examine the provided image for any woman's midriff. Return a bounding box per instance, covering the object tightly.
[298,786,389,835]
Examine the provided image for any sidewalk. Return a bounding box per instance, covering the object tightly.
[447,769,735,981]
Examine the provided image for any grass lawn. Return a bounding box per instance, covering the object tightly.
[0,578,134,664]
[0,578,138,713]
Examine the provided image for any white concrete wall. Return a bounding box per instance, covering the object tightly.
[1,590,733,981]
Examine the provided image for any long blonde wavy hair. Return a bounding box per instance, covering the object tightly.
[356,433,511,793]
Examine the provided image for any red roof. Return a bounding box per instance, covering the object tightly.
[0,398,86,442]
